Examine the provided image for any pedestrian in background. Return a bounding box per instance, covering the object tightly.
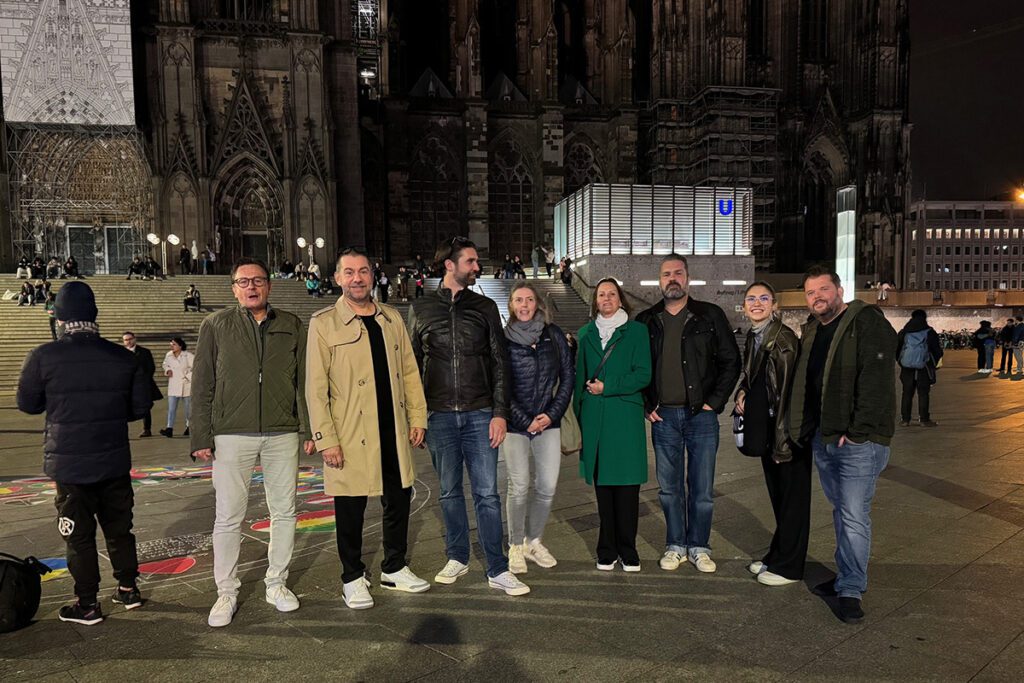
[896,310,943,427]
[160,337,193,438]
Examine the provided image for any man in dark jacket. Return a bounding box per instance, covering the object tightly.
[121,331,161,437]
[896,309,943,427]
[636,254,741,575]
[408,237,528,596]
[997,317,1016,376]
[788,265,897,624]
[17,281,152,625]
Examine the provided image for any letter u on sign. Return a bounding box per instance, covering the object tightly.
[718,200,734,216]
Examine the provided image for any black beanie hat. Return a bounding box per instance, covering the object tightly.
[55,281,98,322]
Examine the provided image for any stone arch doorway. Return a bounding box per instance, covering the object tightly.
[213,155,284,270]
[800,133,849,264]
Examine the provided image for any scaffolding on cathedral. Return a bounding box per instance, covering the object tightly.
[5,122,154,275]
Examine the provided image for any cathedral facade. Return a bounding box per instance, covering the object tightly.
[0,1,910,279]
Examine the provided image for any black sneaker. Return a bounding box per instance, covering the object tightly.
[812,579,837,597]
[139,431,152,438]
[111,585,143,610]
[159,428,173,438]
[838,597,865,624]
[58,601,104,625]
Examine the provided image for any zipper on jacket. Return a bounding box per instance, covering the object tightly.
[251,315,266,433]
[450,299,460,411]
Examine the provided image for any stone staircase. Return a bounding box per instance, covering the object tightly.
[0,274,591,396]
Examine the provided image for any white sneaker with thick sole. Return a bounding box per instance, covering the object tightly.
[757,570,799,587]
[265,585,300,612]
[508,543,528,574]
[622,562,641,573]
[380,567,431,593]
[342,577,374,609]
[691,552,717,573]
[207,595,238,628]
[659,551,685,571]
[488,571,531,596]
[596,559,617,571]
[524,539,557,568]
[748,561,767,575]
[434,560,469,585]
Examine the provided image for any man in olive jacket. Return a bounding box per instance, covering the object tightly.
[306,248,430,610]
[190,258,314,628]
[788,265,896,625]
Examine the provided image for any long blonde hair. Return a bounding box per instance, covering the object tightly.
[507,283,550,324]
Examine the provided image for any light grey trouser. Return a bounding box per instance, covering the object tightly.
[212,433,299,597]
[502,429,561,545]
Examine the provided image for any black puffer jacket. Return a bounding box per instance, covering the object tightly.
[409,284,510,417]
[505,323,575,434]
[16,331,153,484]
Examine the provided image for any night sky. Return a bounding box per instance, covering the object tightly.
[910,0,1024,201]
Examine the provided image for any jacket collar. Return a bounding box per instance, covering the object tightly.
[236,304,276,322]
[802,300,867,394]
[644,296,708,323]
[583,317,626,354]
[335,297,392,325]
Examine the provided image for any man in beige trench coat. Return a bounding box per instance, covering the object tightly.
[306,248,430,609]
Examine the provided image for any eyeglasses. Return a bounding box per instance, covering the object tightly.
[232,277,268,288]
[744,295,773,305]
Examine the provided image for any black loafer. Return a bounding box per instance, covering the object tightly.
[839,597,864,624]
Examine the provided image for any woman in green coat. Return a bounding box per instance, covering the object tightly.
[574,278,652,572]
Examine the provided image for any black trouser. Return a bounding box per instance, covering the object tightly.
[760,446,812,580]
[999,345,1014,373]
[48,317,57,340]
[900,367,932,422]
[976,346,986,369]
[55,476,139,605]
[594,483,641,565]
[142,411,152,433]
[333,445,411,584]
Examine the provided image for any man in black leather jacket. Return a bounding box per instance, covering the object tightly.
[635,254,741,575]
[408,237,528,596]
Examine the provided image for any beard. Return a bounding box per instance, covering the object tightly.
[454,269,477,288]
[662,282,687,300]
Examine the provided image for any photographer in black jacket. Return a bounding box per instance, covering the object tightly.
[17,282,152,626]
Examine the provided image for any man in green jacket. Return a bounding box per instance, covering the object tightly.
[788,265,896,625]
[190,258,315,628]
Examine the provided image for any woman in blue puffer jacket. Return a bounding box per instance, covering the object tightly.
[501,283,575,574]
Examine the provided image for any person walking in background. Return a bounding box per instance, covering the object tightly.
[636,255,741,575]
[544,245,555,278]
[178,246,192,277]
[575,278,651,572]
[45,291,57,340]
[121,331,161,438]
[160,337,194,438]
[972,321,996,374]
[531,243,542,278]
[17,282,152,624]
[190,240,200,274]
[1013,316,1024,378]
[896,310,943,427]
[997,318,1016,376]
[788,265,896,624]
[190,257,315,628]
[306,248,431,610]
[734,282,809,587]
[502,284,575,574]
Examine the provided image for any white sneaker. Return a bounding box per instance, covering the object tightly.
[380,566,431,593]
[434,560,469,585]
[748,561,767,575]
[622,561,641,573]
[342,577,374,609]
[977,369,986,374]
[523,539,557,568]
[207,595,237,628]
[487,571,531,596]
[659,551,685,571]
[757,570,799,587]
[691,552,717,573]
[265,585,300,612]
[596,559,617,571]
[508,543,528,574]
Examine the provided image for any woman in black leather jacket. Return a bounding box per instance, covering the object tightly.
[734,281,810,587]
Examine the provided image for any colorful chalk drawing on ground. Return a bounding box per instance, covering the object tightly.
[251,509,336,533]
[40,557,69,582]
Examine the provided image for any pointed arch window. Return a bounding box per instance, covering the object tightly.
[801,0,829,62]
[408,136,462,260]
[488,136,535,260]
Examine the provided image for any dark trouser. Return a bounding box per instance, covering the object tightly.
[1000,346,1014,373]
[48,317,56,340]
[415,285,424,298]
[760,446,812,580]
[594,484,641,565]
[333,444,411,584]
[976,346,986,369]
[900,367,932,422]
[142,411,152,432]
[55,476,139,605]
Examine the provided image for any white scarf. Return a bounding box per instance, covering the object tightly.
[595,308,629,349]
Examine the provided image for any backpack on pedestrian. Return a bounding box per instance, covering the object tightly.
[899,329,930,369]
[0,552,51,632]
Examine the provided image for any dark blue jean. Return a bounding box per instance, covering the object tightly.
[812,432,890,599]
[651,407,720,558]
[426,409,508,577]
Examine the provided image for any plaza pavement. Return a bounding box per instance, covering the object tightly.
[1,349,1023,681]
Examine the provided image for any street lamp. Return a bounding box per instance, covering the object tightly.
[148,233,180,274]
[296,236,325,265]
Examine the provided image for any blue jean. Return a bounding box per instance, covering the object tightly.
[812,432,890,599]
[426,409,508,577]
[167,395,191,429]
[651,407,719,558]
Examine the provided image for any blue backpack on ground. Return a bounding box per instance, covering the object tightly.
[900,329,929,369]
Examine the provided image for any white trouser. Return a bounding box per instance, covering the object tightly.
[212,433,299,597]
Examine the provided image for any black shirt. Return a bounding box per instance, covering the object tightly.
[804,309,846,430]
[360,315,398,456]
